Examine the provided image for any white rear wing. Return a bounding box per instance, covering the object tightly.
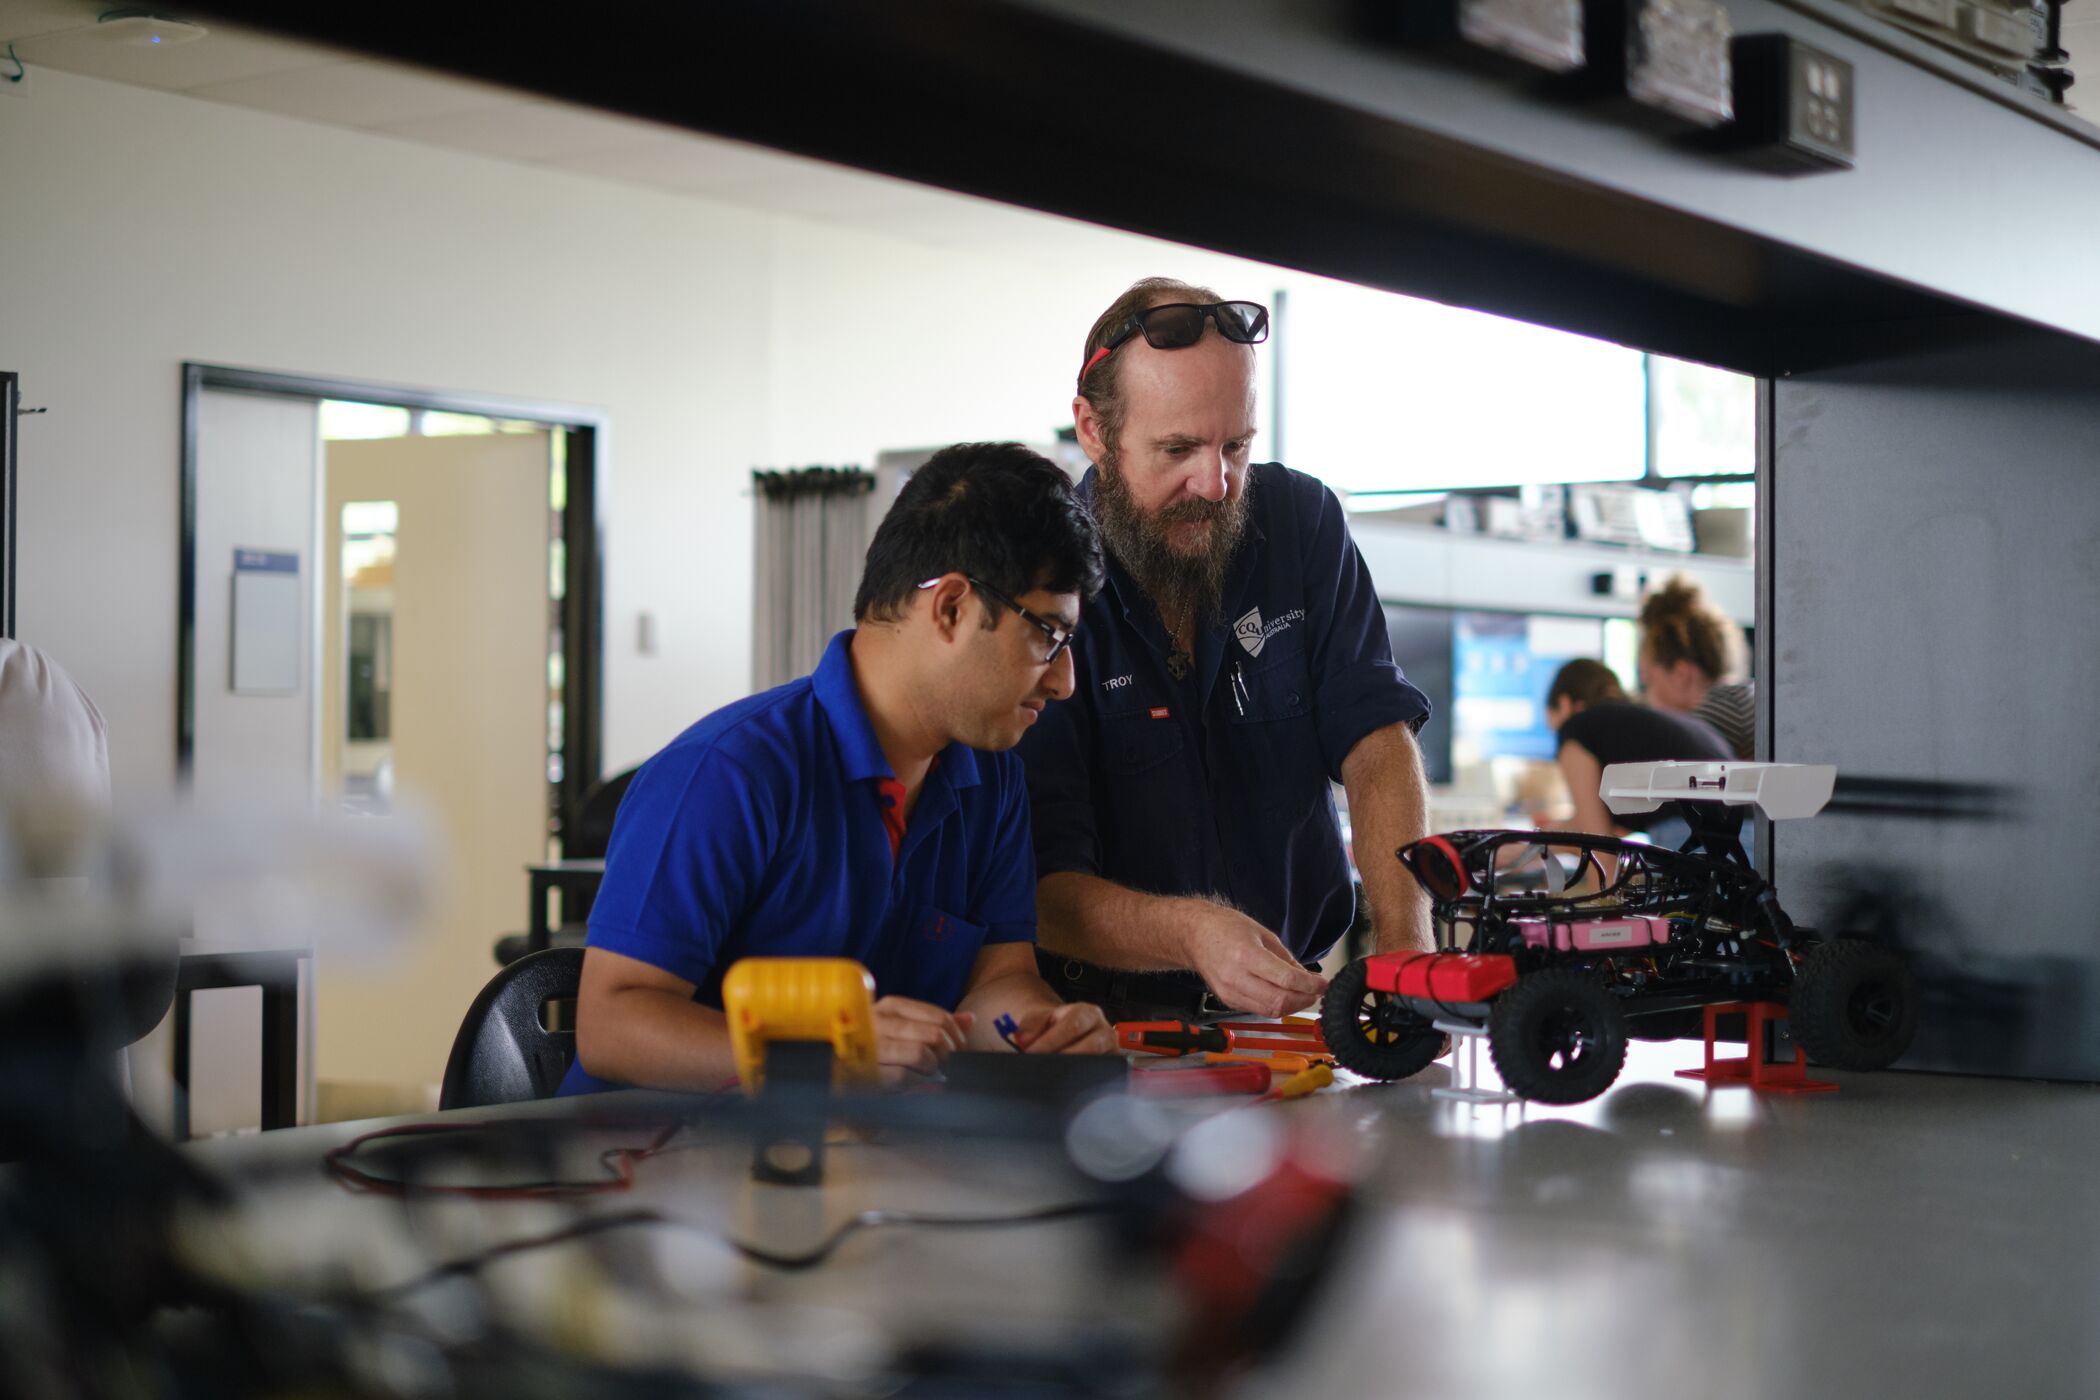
[1601,762,1836,821]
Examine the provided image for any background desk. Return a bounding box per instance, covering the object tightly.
[170,940,311,1140]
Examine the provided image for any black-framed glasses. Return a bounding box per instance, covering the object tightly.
[916,574,1076,664]
[1079,300,1270,383]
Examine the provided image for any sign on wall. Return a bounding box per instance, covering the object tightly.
[230,548,300,695]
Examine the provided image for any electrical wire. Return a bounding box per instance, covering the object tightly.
[370,1199,1113,1301]
[324,1119,683,1200]
[5,43,24,82]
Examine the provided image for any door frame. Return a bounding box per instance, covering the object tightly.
[2,370,18,639]
[178,363,606,842]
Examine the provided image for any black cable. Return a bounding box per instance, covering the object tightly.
[324,1120,682,1199]
[370,1199,1113,1302]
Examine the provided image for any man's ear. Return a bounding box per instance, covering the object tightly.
[919,572,973,642]
[1072,394,1110,465]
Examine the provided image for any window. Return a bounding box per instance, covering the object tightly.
[1275,279,1757,498]
[1651,357,1756,478]
[1280,278,1648,494]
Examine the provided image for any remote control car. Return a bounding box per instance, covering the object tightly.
[1320,762,1918,1104]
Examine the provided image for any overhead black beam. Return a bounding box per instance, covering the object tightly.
[185,0,1988,377]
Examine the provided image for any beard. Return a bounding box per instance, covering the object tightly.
[1092,453,1252,628]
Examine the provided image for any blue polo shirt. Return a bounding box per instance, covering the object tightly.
[1016,462,1430,979]
[558,630,1038,1095]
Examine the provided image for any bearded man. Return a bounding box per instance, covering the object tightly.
[1016,278,1437,1020]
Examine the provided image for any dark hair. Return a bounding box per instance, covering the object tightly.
[1546,658,1628,711]
[853,442,1106,623]
[1076,275,1224,464]
[1639,573,1744,683]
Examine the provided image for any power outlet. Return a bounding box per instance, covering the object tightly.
[1720,33,1856,173]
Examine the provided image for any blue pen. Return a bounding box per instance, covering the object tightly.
[994,1013,1022,1049]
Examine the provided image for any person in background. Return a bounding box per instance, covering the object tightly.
[0,639,110,817]
[1638,574,1754,760]
[0,638,174,1145]
[1544,658,1731,841]
[561,443,1116,1096]
[1019,277,1435,1021]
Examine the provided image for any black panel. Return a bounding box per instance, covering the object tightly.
[1771,327,2100,1081]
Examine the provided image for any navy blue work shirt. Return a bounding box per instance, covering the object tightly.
[1017,462,1430,972]
[559,630,1037,1095]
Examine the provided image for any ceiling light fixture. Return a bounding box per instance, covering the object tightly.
[93,9,209,48]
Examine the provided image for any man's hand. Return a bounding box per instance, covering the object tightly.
[1183,907,1328,1017]
[873,996,974,1082]
[1009,1001,1116,1056]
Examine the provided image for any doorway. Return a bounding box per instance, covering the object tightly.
[177,365,603,1118]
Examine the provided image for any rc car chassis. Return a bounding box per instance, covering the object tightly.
[1321,762,1919,1104]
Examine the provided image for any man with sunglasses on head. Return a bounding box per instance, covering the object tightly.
[560,442,1115,1096]
[1018,278,1436,1021]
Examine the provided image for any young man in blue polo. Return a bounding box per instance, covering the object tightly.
[561,442,1116,1094]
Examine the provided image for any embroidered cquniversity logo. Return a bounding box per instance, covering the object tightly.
[1235,607,1267,656]
[1234,605,1304,657]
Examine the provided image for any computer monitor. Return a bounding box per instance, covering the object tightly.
[1384,604,1646,780]
[1383,604,1455,784]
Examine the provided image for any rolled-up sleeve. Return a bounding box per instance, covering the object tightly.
[1016,673,1100,880]
[1301,479,1432,779]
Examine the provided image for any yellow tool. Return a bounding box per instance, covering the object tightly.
[1263,1062,1335,1102]
[1205,1051,1316,1075]
[721,957,881,1095]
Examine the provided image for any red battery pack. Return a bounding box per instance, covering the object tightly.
[1363,951,1518,1005]
[1131,1062,1272,1097]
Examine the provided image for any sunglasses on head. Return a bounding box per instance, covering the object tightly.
[1078,300,1270,384]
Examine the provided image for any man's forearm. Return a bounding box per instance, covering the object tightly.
[1342,723,1434,954]
[574,988,738,1091]
[1036,871,1217,970]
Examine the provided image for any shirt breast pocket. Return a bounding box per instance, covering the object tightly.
[1097,706,1186,775]
[1227,647,1327,811]
[882,904,989,1011]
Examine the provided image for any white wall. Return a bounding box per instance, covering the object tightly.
[0,67,1264,787]
[761,220,1262,468]
[190,390,320,802]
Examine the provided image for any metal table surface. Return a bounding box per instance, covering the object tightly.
[1245,1040,2100,1400]
[171,1039,2100,1397]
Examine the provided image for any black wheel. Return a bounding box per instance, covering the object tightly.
[1486,969,1629,1104]
[1790,938,1918,1070]
[1320,958,1444,1081]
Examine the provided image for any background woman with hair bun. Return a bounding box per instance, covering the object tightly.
[1637,574,1755,761]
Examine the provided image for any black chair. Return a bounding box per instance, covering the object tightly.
[439,948,584,1110]
[564,766,638,861]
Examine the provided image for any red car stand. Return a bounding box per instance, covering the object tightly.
[1676,1000,1838,1095]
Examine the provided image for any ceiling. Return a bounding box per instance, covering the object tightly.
[6,1,2092,274]
[0,0,1218,270]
